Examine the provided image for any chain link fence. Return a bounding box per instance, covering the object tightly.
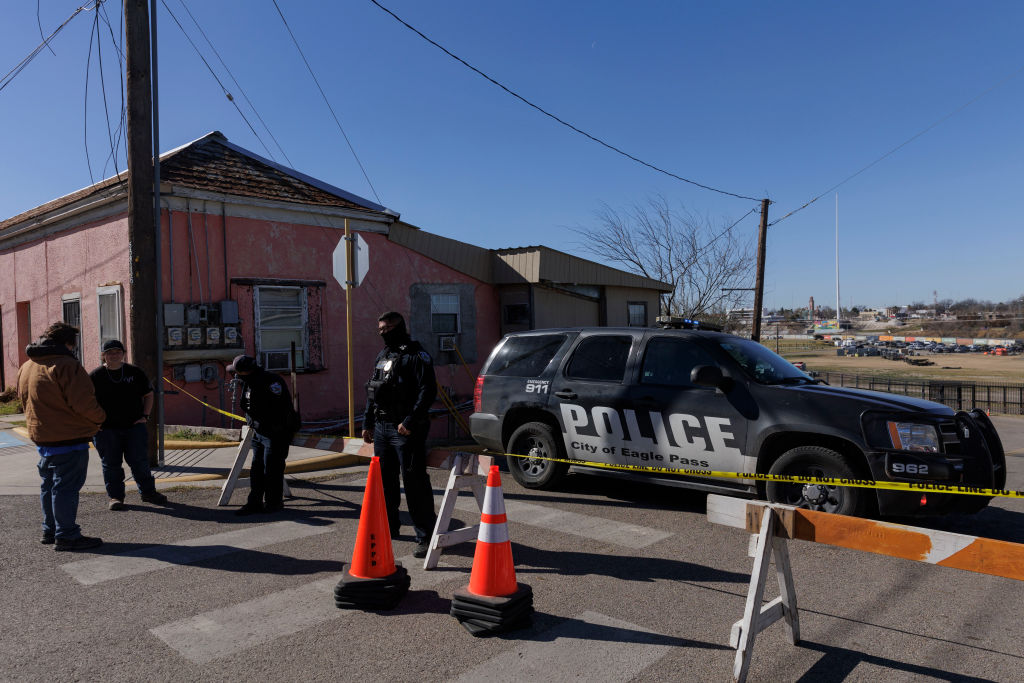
[816,372,1024,415]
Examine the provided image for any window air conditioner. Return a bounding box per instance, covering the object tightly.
[439,336,456,352]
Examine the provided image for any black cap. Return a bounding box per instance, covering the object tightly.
[227,354,258,373]
[101,339,126,353]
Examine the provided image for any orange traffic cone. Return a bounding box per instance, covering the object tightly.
[469,465,518,596]
[349,456,395,578]
[450,465,533,636]
[334,457,410,610]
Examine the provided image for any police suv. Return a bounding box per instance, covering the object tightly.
[469,318,1006,516]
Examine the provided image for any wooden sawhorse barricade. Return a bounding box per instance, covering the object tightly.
[216,426,291,506]
[707,494,1024,683]
[422,448,495,570]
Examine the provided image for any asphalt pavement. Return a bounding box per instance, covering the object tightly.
[0,415,1022,681]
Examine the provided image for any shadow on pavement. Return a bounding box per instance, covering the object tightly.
[117,498,360,526]
[88,542,344,576]
[490,611,732,649]
[491,543,750,584]
[793,640,997,682]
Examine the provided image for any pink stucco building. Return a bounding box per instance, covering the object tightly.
[0,132,669,434]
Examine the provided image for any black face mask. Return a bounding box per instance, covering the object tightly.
[381,327,407,349]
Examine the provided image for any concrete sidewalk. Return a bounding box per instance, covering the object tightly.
[0,416,372,496]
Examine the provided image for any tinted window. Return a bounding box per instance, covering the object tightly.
[640,336,717,386]
[565,335,632,382]
[719,338,810,384]
[487,334,567,377]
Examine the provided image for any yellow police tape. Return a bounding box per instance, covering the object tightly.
[162,377,245,422]
[497,449,1024,500]
[161,376,1021,500]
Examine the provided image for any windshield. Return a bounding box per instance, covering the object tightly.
[718,339,812,384]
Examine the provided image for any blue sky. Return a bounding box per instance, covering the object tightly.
[2,1,1022,310]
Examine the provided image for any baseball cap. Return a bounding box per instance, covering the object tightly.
[101,339,126,353]
[227,354,258,373]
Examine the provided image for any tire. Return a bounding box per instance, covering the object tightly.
[765,445,866,516]
[506,421,568,489]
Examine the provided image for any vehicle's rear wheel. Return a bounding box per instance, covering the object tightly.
[506,421,568,489]
[765,445,866,516]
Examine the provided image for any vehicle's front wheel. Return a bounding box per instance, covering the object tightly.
[765,445,866,516]
[506,421,568,489]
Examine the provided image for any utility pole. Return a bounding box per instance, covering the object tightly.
[751,198,770,342]
[125,0,159,466]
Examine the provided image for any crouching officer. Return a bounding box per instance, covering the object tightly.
[361,311,438,558]
[228,355,300,516]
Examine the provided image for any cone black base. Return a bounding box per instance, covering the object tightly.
[334,563,410,610]
[450,583,533,636]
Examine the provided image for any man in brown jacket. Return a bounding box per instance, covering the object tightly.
[17,322,106,551]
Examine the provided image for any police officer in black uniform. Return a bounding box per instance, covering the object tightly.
[228,354,300,516]
[361,311,438,557]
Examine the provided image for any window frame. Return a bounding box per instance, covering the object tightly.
[62,293,82,360]
[96,285,124,353]
[627,301,648,327]
[254,285,309,371]
[430,293,461,334]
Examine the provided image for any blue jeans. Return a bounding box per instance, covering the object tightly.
[94,424,155,500]
[249,431,289,507]
[38,447,90,540]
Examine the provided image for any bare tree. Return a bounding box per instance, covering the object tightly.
[573,196,755,320]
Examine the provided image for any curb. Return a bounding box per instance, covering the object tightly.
[153,439,373,485]
[163,439,240,450]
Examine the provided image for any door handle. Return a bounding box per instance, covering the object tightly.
[554,390,577,399]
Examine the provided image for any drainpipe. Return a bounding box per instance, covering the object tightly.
[221,202,228,300]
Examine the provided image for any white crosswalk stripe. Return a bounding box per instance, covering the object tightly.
[455,497,672,548]
[346,476,673,548]
[449,611,673,682]
[150,556,462,664]
[61,521,335,585]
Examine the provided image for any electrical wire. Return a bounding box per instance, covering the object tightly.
[93,8,120,178]
[159,0,278,161]
[368,0,759,203]
[36,0,57,57]
[270,0,383,205]
[176,0,294,167]
[770,62,1024,228]
[82,9,98,182]
[0,0,100,94]
[97,2,126,177]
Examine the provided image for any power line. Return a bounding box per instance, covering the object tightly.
[1,0,100,94]
[83,6,98,182]
[270,0,382,205]
[368,0,759,203]
[36,0,57,57]
[176,0,293,167]
[98,2,126,177]
[94,9,120,178]
[159,0,278,161]
[770,62,1024,228]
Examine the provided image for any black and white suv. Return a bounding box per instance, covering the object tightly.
[469,320,1006,516]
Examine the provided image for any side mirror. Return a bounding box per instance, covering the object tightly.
[691,365,733,391]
